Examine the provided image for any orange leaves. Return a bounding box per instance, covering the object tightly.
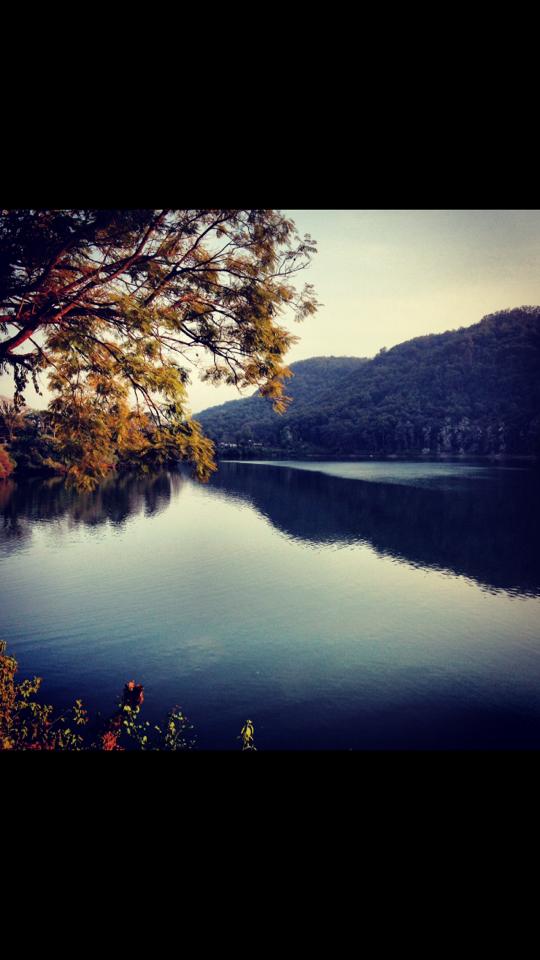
[2,210,318,489]
[0,445,15,480]
[101,730,123,751]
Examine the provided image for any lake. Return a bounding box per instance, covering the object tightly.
[1,459,540,749]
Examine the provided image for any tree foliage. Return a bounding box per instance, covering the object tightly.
[0,210,317,488]
[0,444,14,480]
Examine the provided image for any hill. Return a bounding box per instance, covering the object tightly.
[196,307,540,458]
[196,356,368,448]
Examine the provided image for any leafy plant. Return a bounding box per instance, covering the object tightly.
[239,719,257,751]
[0,641,254,751]
[0,640,88,750]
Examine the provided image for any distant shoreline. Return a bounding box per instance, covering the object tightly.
[217,451,539,466]
[3,451,538,487]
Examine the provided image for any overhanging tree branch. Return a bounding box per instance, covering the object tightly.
[0,209,318,489]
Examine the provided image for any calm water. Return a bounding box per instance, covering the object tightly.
[1,459,540,749]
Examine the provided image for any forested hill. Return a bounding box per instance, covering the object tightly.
[196,307,540,458]
[196,356,368,446]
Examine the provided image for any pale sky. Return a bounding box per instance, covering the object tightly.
[3,210,540,413]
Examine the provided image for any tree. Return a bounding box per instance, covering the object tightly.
[0,445,14,480]
[0,398,25,443]
[0,210,317,488]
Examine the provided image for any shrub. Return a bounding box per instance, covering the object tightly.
[0,642,256,751]
[0,640,194,751]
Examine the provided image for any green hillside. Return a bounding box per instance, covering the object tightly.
[196,307,540,458]
[196,356,368,447]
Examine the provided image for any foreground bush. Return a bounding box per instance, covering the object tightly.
[0,640,256,751]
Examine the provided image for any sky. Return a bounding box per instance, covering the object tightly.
[3,209,540,414]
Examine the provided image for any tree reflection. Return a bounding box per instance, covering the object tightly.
[0,470,186,554]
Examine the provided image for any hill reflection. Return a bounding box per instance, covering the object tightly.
[206,461,540,597]
[1,462,538,597]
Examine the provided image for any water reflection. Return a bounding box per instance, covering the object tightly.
[2,461,540,749]
[0,471,185,555]
[206,461,540,597]
[1,461,539,597]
